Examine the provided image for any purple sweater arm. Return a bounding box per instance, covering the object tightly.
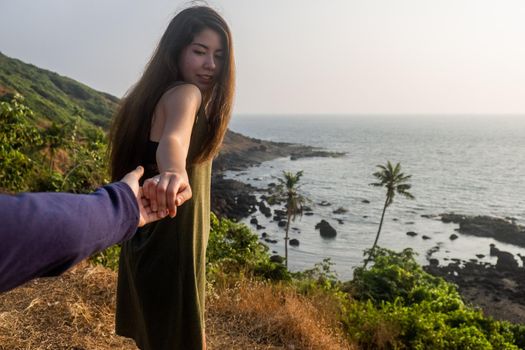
[0,182,139,293]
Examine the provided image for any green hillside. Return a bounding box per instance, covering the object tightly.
[0,51,118,128]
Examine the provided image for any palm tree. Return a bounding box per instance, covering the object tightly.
[364,161,414,268]
[274,170,307,268]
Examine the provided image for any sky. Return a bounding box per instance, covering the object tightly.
[1,0,525,116]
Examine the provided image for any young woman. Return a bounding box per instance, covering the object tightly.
[109,6,235,350]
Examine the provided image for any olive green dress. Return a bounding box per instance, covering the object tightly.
[115,97,211,350]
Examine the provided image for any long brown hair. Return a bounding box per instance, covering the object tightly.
[109,6,235,180]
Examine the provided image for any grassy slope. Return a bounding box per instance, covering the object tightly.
[0,51,118,128]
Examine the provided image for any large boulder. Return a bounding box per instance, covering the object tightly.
[315,220,337,238]
[490,243,500,256]
[495,251,519,271]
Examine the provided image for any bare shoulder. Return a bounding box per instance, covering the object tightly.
[159,83,202,113]
[151,84,202,139]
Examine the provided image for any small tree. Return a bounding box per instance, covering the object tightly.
[43,120,75,171]
[0,94,42,191]
[272,170,307,268]
[364,161,414,268]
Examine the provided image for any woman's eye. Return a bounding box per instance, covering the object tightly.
[193,50,205,55]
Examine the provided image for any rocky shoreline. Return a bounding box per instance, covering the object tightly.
[425,213,525,324]
[211,130,345,218]
[213,130,345,173]
[210,130,525,325]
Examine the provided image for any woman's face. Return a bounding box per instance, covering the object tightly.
[178,28,224,92]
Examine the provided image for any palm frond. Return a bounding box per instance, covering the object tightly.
[371,161,415,207]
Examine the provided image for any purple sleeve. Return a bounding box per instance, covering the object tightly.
[0,182,139,293]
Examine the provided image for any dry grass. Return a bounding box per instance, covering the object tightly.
[0,261,136,350]
[207,277,355,350]
[0,263,355,350]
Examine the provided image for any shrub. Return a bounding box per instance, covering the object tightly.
[0,94,42,191]
[89,245,121,271]
[207,213,290,281]
[344,247,520,349]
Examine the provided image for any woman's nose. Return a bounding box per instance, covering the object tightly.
[204,55,216,70]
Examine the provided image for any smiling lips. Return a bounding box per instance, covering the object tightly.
[197,74,213,83]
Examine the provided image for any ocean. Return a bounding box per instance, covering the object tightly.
[226,115,525,280]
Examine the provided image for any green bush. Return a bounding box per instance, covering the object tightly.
[0,95,110,193]
[207,213,290,281]
[344,247,520,349]
[293,258,342,293]
[0,94,42,191]
[90,245,121,271]
[509,323,525,349]
[351,247,448,305]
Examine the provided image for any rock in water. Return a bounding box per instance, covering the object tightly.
[490,243,500,256]
[440,213,525,248]
[258,201,272,217]
[428,258,439,266]
[315,220,337,238]
[289,239,300,246]
[449,234,459,240]
[495,251,519,271]
[333,207,348,214]
[406,231,418,237]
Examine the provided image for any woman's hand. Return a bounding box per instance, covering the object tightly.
[120,166,169,227]
[142,170,192,218]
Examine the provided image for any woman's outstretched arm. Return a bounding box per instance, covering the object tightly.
[143,83,202,218]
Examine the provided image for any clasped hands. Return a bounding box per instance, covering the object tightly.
[121,166,192,227]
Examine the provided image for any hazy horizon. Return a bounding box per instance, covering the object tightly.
[1,0,525,116]
[232,113,525,123]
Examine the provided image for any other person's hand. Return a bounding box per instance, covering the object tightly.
[121,166,168,226]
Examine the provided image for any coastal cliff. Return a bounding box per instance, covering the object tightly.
[211,130,344,219]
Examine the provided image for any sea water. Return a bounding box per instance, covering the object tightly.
[226,115,525,280]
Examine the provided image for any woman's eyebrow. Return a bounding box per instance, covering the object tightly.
[192,42,223,52]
